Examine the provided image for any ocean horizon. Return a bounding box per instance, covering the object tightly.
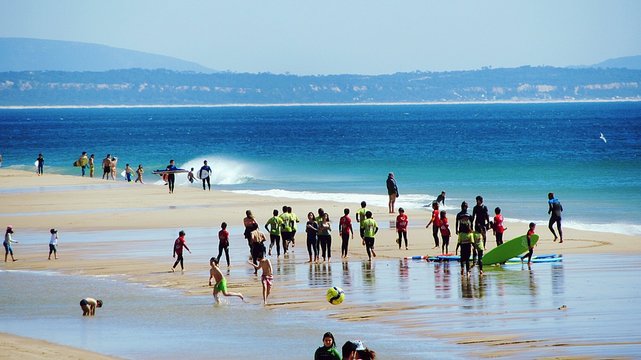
[2,101,640,235]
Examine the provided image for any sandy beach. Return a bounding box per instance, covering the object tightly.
[2,168,640,359]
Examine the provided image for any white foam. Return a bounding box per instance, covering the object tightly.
[503,217,641,236]
[177,156,259,186]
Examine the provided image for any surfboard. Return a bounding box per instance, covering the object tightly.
[34,160,38,167]
[198,169,210,179]
[152,169,189,175]
[505,254,563,264]
[482,234,539,265]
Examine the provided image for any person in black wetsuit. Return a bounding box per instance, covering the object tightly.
[548,192,564,243]
[166,159,177,194]
[472,195,490,248]
[386,172,399,214]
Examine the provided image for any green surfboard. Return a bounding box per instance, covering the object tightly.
[482,234,539,265]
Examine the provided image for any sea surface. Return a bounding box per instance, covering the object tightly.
[1,102,641,234]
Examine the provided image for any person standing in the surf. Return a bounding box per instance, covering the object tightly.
[548,192,563,243]
[199,160,212,191]
[386,172,399,214]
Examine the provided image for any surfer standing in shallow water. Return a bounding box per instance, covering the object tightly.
[548,192,563,243]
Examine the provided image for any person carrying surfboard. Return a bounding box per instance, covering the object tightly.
[520,223,537,264]
[199,160,212,191]
[166,159,177,193]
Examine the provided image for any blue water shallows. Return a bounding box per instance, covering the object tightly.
[1,102,640,233]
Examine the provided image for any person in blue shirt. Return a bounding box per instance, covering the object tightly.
[199,160,212,191]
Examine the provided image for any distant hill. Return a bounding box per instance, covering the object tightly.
[0,37,214,73]
[1,67,639,106]
[592,55,641,70]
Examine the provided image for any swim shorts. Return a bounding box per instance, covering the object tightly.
[215,278,227,293]
[261,275,273,287]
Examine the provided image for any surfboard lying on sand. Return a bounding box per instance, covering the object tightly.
[152,169,189,175]
[505,254,563,263]
[482,234,539,265]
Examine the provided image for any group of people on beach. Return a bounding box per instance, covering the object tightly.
[315,332,376,360]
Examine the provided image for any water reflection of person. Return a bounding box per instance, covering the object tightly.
[342,261,351,287]
[398,259,410,298]
[434,262,453,299]
[528,266,537,297]
[361,261,376,294]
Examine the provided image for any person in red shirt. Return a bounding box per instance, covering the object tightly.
[395,207,409,250]
[339,208,354,258]
[216,222,230,267]
[492,207,507,246]
[171,230,191,272]
[520,222,536,264]
[425,202,441,249]
[439,210,451,254]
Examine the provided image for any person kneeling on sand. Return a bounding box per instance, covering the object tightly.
[249,255,273,305]
[80,297,102,316]
[209,257,244,304]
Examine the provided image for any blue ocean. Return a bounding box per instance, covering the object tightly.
[2,102,640,234]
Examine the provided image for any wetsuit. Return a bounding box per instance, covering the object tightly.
[166,164,177,193]
[216,229,230,266]
[306,220,319,260]
[199,165,212,190]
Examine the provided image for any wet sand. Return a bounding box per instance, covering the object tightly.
[1,169,641,359]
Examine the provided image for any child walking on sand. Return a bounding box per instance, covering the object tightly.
[4,226,18,262]
[521,222,537,264]
[456,223,473,277]
[125,163,134,182]
[396,208,408,250]
[48,228,58,260]
[249,255,273,305]
[439,210,451,254]
[492,207,506,246]
[426,202,441,249]
[171,230,191,272]
[209,257,244,304]
[216,222,230,267]
[362,211,379,261]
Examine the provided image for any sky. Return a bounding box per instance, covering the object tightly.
[1,0,640,75]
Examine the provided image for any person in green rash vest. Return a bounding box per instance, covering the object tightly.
[356,201,369,241]
[280,206,293,254]
[314,332,341,360]
[361,210,379,261]
[265,209,284,257]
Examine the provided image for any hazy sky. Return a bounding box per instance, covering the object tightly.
[1,0,640,74]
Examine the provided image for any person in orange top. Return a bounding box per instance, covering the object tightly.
[395,208,408,250]
[492,207,507,246]
[425,202,441,249]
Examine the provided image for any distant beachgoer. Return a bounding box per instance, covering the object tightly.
[209,257,244,304]
[243,210,258,248]
[548,192,563,243]
[125,163,134,182]
[78,152,89,176]
[456,201,472,235]
[318,213,332,262]
[439,210,451,254]
[102,154,111,179]
[80,298,103,316]
[314,332,341,360]
[0,153,3,167]
[48,228,58,260]
[356,201,368,241]
[265,209,283,257]
[187,168,195,184]
[288,207,300,247]
[216,222,230,267]
[166,159,177,193]
[110,156,118,180]
[395,207,408,250]
[4,226,18,262]
[280,206,293,254]
[456,224,473,277]
[248,254,273,305]
[36,153,44,176]
[362,211,378,261]
[472,231,484,275]
[306,212,319,263]
[426,202,441,249]
[171,230,191,272]
[342,340,376,360]
[199,160,212,191]
[436,191,446,206]
[386,172,399,214]
[339,208,354,258]
[492,207,506,246]
[472,196,490,248]
[135,164,144,183]
[521,222,537,264]
[249,229,267,275]
[88,154,95,177]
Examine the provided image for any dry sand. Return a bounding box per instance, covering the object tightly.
[1,168,639,358]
